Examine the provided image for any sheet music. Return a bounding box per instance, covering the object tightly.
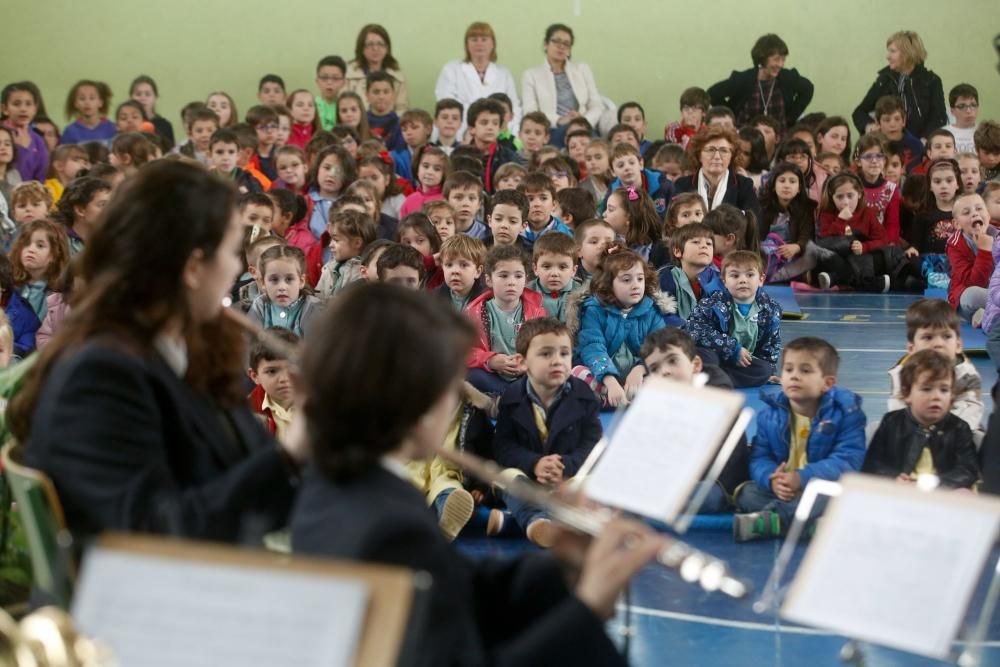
[782,475,1000,659]
[72,548,370,667]
[583,378,743,522]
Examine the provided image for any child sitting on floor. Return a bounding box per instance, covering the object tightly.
[946,192,993,325]
[438,234,486,311]
[734,337,866,541]
[816,172,891,292]
[865,350,979,489]
[657,222,723,321]
[528,231,582,322]
[248,327,300,439]
[688,250,782,388]
[248,245,324,337]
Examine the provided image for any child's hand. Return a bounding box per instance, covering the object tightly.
[737,348,753,367]
[471,489,485,504]
[838,207,853,221]
[904,246,919,258]
[432,251,442,267]
[534,454,565,485]
[604,378,628,407]
[488,354,521,375]
[976,231,993,252]
[850,240,863,255]
[624,366,646,401]
[777,243,800,259]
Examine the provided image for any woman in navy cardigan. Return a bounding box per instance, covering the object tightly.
[290,284,664,667]
[673,126,762,223]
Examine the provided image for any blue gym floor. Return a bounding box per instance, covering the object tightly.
[456,291,1000,667]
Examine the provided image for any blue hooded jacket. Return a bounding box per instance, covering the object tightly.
[749,386,867,490]
[686,288,782,364]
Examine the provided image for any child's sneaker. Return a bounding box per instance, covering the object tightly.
[880,274,891,293]
[817,272,831,290]
[526,518,558,548]
[439,488,475,541]
[733,510,782,542]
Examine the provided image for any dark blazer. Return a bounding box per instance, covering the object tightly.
[25,341,296,546]
[291,465,626,667]
[863,409,979,489]
[493,376,602,480]
[707,67,814,126]
[673,172,762,225]
[851,64,947,138]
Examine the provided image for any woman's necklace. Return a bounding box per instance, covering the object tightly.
[757,78,776,116]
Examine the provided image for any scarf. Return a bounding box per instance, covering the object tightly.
[697,169,728,211]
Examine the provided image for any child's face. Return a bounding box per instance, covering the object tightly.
[402,122,430,150]
[357,165,387,197]
[929,167,959,205]
[585,145,610,176]
[55,154,90,182]
[20,230,52,276]
[338,97,362,127]
[953,194,988,237]
[708,116,734,131]
[258,83,285,106]
[951,96,979,129]
[206,95,232,126]
[428,209,456,240]
[289,94,316,125]
[399,226,433,256]
[784,151,810,176]
[733,140,752,171]
[979,148,1000,172]
[519,120,549,154]
[674,202,705,227]
[74,85,102,119]
[471,112,501,146]
[190,120,218,153]
[210,142,239,173]
[1,91,37,128]
[316,155,344,196]
[818,126,848,156]
[567,135,590,163]
[682,105,705,129]
[0,336,11,370]
[791,131,816,155]
[526,190,555,228]
[277,153,306,186]
[331,227,363,262]
[780,350,834,405]
[878,112,905,140]
[927,135,956,161]
[612,261,646,307]
[533,252,575,293]
[722,263,762,304]
[487,259,527,304]
[316,66,346,100]
[35,122,59,152]
[255,120,279,150]
[77,190,111,226]
[885,154,904,184]
[644,344,701,384]
[241,203,274,231]
[603,193,628,237]
[351,190,378,218]
[657,160,682,182]
[578,225,615,271]
[986,190,1000,221]
[612,154,642,185]
[366,82,395,115]
[117,106,145,133]
[620,107,646,139]
[674,235,714,268]
[610,131,639,151]
[263,257,304,306]
[754,123,777,155]
[361,247,387,282]
[448,187,481,227]
[497,173,523,191]
[250,358,294,407]
[417,154,445,189]
[381,265,421,289]
[275,115,291,147]
[958,157,982,193]
[524,331,573,393]
[12,198,46,225]
[435,109,463,140]
[819,156,843,176]
[833,182,861,213]
[905,370,953,427]
[908,326,961,357]
[773,172,801,204]
[443,255,482,296]
[856,147,886,182]
[488,203,526,244]
[545,168,571,192]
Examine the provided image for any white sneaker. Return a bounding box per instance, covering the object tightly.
[881,275,891,293]
[818,272,831,290]
[973,308,985,329]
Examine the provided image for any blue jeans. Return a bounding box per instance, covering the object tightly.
[735,481,829,526]
[432,488,454,519]
[988,320,1000,370]
[959,286,988,322]
[693,480,730,514]
[467,368,514,396]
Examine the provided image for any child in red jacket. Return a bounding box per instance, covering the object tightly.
[247,327,300,438]
[947,192,994,324]
[816,173,891,292]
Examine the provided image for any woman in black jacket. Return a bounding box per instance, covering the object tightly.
[852,30,947,138]
[707,33,813,128]
[673,126,762,223]
[11,161,303,547]
[290,284,664,667]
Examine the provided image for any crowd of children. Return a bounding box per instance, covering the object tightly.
[1,24,998,546]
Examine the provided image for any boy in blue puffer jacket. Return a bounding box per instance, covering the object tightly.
[734,336,867,542]
[687,250,782,387]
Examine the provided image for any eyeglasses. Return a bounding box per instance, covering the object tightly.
[364,41,387,49]
[859,153,885,162]
[954,103,979,111]
[258,123,279,131]
[548,38,572,48]
[702,147,732,156]
[317,75,345,82]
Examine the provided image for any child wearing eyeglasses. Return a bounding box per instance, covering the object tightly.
[855,134,901,244]
[314,56,348,131]
[246,105,280,181]
[944,84,980,155]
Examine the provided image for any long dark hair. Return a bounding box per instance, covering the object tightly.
[354,24,400,71]
[302,284,474,482]
[10,161,245,440]
[759,162,816,238]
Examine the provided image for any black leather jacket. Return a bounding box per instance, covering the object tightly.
[863,409,979,488]
[852,64,947,138]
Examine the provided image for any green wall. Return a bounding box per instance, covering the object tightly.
[8,0,998,139]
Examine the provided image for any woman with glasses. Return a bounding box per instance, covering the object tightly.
[435,22,522,134]
[344,24,409,113]
[521,24,605,147]
[673,126,761,222]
